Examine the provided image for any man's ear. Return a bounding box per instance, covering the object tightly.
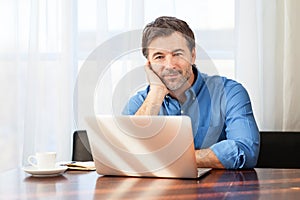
[191,48,196,64]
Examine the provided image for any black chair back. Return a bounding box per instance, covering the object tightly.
[72,130,93,161]
[256,131,300,168]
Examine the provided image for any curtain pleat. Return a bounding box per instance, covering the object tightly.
[236,0,300,131]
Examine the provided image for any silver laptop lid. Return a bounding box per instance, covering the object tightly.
[86,115,203,178]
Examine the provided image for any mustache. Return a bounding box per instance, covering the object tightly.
[161,69,182,76]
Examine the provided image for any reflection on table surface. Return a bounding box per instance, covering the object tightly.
[1,168,300,199]
[93,170,258,199]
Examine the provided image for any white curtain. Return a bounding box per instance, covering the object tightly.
[0,0,77,172]
[236,0,300,131]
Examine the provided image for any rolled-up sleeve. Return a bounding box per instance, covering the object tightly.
[210,82,260,169]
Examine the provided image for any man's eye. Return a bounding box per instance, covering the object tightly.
[174,53,182,56]
[155,56,164,60]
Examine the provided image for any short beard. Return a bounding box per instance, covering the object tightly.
[162,69,191,91]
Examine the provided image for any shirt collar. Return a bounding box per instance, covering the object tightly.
[184,65,204,99]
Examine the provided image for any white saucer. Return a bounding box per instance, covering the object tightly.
[23,165,68,177]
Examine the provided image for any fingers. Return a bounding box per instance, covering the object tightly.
[144,62,151,73]
[144,61,169,95]
[144,61,162,85]
[146,60,150,66]
[144,61,157,79]
[144,60,151,71]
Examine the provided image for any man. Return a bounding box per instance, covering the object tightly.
[123,16,260,169]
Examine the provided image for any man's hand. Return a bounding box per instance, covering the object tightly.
[135,62,168,115]
[144,62,164,86]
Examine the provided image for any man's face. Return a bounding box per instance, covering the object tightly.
[147,32,196,91]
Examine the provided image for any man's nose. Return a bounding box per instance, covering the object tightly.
[164,55,175,69]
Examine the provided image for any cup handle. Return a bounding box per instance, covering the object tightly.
[28,155,38,167]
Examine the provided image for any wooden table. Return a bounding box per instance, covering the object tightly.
[1,168,300,199]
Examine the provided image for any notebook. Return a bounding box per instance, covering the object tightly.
[85,115,211,179]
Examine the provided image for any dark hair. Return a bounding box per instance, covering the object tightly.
[142,16,195,58]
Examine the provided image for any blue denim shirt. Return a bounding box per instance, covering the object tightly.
[123,67,260,169]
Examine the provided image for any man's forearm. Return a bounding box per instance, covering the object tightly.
[195,149,225,169]
[135,85,168,115]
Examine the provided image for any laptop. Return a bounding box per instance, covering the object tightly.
[85,115,211,179]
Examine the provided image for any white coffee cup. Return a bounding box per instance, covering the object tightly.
[27,152,57,169]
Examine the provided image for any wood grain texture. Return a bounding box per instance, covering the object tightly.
[1,168,300,199]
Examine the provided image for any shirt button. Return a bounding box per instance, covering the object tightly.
[181,110,184,114]
[192,97,195,100]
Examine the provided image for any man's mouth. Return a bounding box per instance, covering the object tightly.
[162,70,181,78]
[164,73,179,78]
